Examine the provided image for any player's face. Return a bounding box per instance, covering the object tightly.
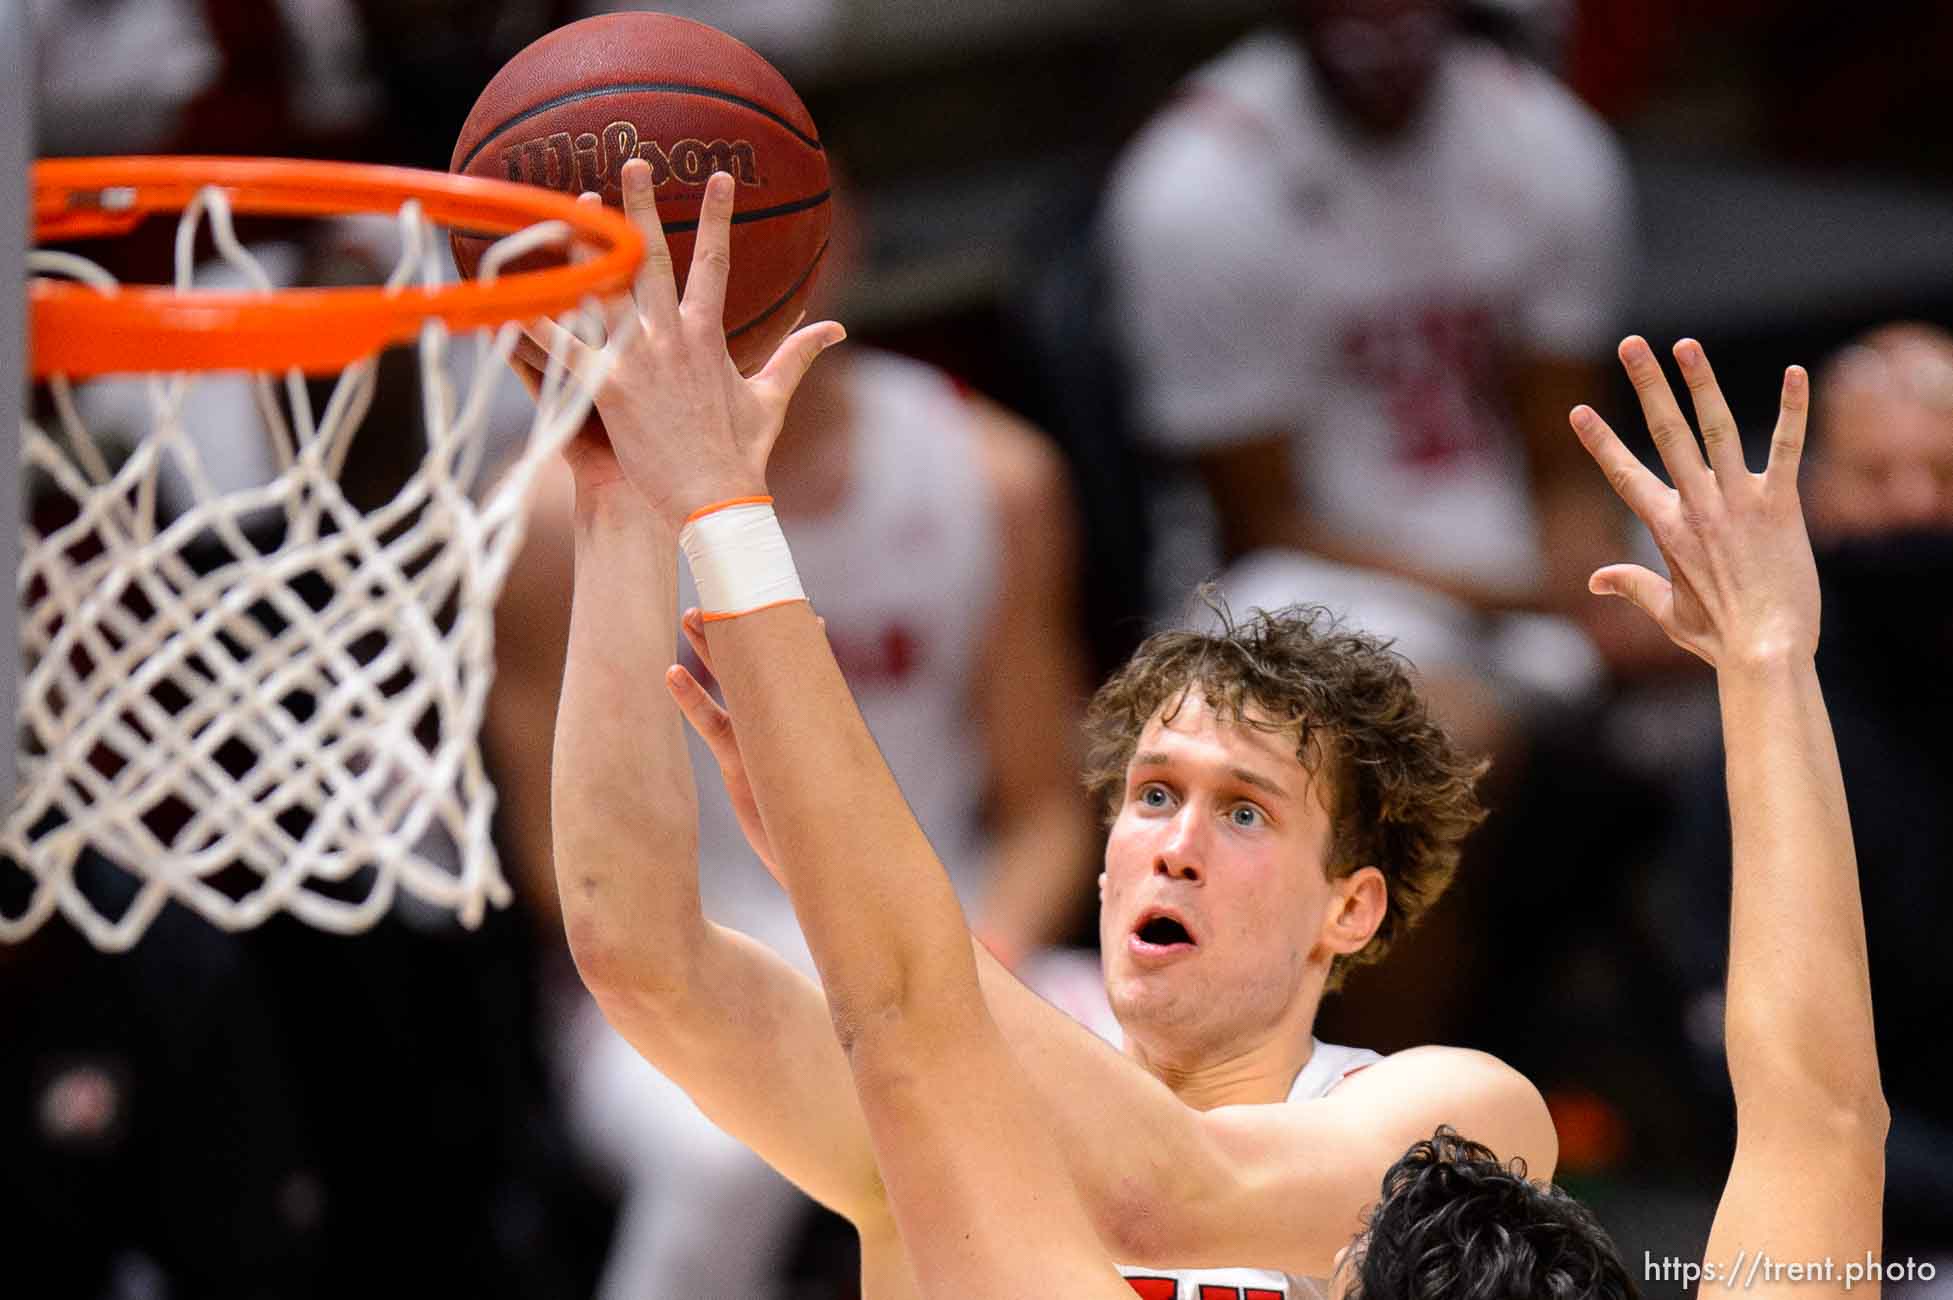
[1097,690,1347,1063]
[1293,0,1449,135]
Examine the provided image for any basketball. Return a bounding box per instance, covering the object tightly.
[449,12,830,374]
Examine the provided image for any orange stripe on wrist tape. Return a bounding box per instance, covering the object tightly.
[683,494,775,525]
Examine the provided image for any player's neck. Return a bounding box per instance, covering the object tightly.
[1123,1000,1324,1110]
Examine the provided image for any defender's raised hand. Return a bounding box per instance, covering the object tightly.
[541,159,844,522]
[663,605,832,889]
[1570,336,1821,668]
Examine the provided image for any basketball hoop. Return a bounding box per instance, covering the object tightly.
[6,156,643,951]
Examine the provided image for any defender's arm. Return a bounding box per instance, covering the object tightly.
[1702,656,1885,1295]
[1573,337,1885,1299]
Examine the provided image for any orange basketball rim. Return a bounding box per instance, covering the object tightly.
[29,156,645,378]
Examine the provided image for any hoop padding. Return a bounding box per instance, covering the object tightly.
[6,169,634,950]
[30,156,642,377]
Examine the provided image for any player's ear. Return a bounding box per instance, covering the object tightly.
[1320,866,1386,956]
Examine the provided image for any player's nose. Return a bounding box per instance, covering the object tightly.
[1154,855,1203,883]
[1153,806,1205,882]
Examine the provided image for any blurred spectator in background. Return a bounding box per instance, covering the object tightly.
[487,193,1101,1300]
[1804,324,1953,540]
[33,0,387,159]
[30,1,605,169]
[1102,0,1660,757]
[31,0,223,154]
[1652,321,1953,1265]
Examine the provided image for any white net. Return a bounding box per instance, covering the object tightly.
[4,184,616,950]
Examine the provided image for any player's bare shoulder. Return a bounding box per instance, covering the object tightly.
[1323,1046,1559,1178]
[1162,1046,1559,1279]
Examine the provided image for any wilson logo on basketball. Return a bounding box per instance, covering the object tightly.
[502,121,761,195]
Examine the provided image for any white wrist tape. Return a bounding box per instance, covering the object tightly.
[678,496,807,621]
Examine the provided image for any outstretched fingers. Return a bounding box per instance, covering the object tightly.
[682,171,737,326]
[621,158,680,330]
[680,607,715,678]
[666,663,733,751]
[1618,336,1713,498]
[1570,402,1671,526]
[665,654,787,885]
[521,313,593,374]
[1765,364,1810,486]
[565,192,622,350]
[1672,339,1748,484]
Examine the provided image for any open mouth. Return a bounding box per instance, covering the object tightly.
[1132,911,1196,951]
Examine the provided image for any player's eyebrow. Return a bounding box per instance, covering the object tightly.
[1131,751,1291,802]
[1228,766,1290,801]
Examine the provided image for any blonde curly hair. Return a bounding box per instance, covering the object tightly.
[1082,599,1488,988]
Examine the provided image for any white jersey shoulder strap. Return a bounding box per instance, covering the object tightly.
[1287,1037,1384,1102]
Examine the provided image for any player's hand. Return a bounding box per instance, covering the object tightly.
[1570,336,1820,668]
[665,605,829,889]
[501,194,627,492]
[532,160,844,525]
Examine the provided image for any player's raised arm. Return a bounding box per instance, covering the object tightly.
[538,165,888,1231]
[1572,337,1887,1297]
[584,163,1131,1296]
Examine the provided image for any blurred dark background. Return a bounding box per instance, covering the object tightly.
[11,1,1952,1297]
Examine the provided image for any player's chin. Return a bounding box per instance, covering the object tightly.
[1105,968,1205,1040]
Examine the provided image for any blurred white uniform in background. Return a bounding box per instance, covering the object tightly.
[1105,27,1630,702]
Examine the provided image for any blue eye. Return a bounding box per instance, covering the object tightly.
[1230,805,1263,828]
[1139,785,1169,808]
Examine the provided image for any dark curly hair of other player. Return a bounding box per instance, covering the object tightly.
[1082,594,1488,988]
[1342,1127,1636,1300]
